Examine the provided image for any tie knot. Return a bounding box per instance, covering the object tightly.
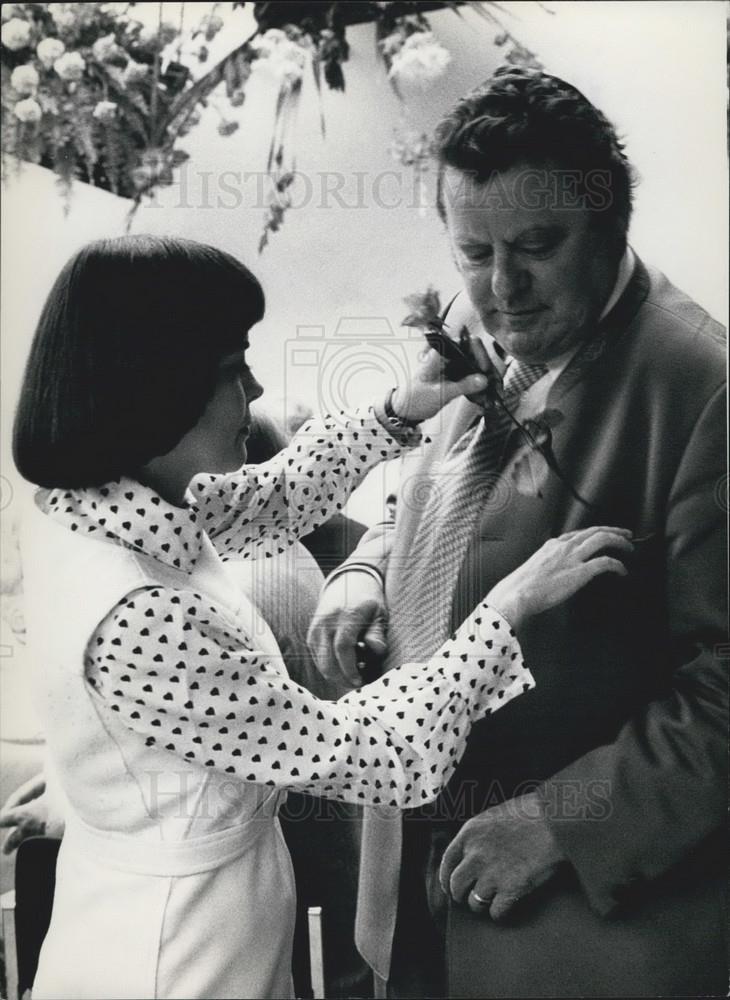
[502,359,549,400]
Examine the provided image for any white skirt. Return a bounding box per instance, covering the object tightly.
[33,812,296,999]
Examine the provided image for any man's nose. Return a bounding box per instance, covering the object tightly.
[248,376,264,403]
[491,253,528,304]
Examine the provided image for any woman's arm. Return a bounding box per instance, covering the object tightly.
[86,584,531,810]
[191,407,420,561]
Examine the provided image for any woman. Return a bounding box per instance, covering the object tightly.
[13,235,632,999]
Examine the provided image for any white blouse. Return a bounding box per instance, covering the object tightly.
[39,407,534,810]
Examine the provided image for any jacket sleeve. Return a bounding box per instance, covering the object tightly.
[542,383,728,914]
[325,519,396,585]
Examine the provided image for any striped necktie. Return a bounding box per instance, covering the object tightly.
[356,357,550,983]
[387,358,550,665]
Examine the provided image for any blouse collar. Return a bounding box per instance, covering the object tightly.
[38,475,204,574]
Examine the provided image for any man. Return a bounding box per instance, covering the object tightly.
[309,68,727,997]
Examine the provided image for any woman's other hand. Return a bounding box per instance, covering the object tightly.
[486,526,634,630]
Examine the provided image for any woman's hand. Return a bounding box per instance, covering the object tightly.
[389,347,489,424]
[485,526,634,629]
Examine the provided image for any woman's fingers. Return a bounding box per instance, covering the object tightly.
[446,372,489,401]
[469,335,491,373]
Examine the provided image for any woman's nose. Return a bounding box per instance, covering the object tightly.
[248,376,264,403]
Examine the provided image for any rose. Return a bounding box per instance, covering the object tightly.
[48,5,77,32]
[252,28,287,58]
[92,100,118,124]
[253,35,307,85]
[53,50,85,81]
[36,37,65,68]
[91,33,123,64]
[1,16,32,51]
[10,64,39,96]
[389,31,451,85]
[14,98,42,123]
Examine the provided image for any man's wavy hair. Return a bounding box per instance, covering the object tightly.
[435,67,636,248]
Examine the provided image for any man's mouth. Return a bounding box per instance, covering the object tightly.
[501,308,545,316]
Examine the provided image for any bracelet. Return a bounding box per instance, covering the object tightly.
[382,387,422,430]
[326,563,385,590]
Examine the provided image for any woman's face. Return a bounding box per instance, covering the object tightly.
[175,349,264,476]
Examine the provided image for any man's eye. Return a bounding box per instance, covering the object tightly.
[463,248,492,263]
[519,241,558,256]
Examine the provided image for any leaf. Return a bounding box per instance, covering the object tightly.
[160,29,260,136]
[507,442,549,498]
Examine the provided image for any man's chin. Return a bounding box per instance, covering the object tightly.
[495,330,552,364]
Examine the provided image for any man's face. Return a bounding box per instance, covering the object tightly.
[443,165,619,363]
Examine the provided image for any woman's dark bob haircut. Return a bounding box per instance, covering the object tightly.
[13,235,265,488]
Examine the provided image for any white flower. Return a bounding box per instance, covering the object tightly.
[92,32,119,63]
[14,97,42,123]
[389,31,451,86]
[253,34,306,85]
[1,16,32,51]
[10,63,39,95]
[252,28,287,57]
[48,5,77,32]
[36,36,65,68]
[92,99,118,123]
[53,50,85,81]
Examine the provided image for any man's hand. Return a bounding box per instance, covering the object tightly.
[307,570,388,691]
[439,791,565,921]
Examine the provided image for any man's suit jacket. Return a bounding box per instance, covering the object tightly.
[352,259,727,996]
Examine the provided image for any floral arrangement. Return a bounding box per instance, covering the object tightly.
[2,2,541,247]
[0,2,256,207]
